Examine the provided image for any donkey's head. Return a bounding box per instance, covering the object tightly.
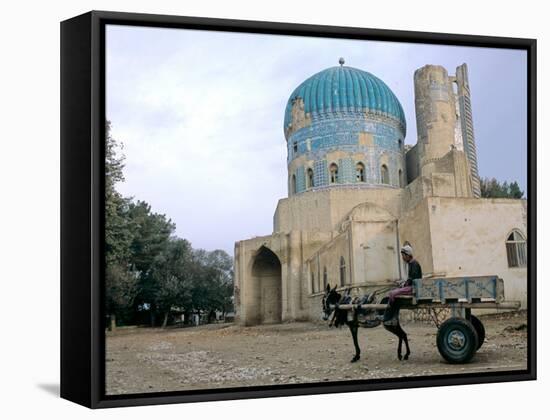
[321,284,340,321]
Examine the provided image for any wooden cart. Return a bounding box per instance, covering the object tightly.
[333,275,521,363]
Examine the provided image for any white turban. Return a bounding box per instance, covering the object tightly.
[401,244,413,257]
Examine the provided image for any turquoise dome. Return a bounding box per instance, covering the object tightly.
[284,65,406,132]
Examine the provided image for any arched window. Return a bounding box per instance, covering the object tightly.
[329,163,339,184]
[339,257,346,286]
[291,174,297,195]
[506,230,527,267]
[381,164,389,185]
[323,267,328,289]
[356,162,365,182]
[307,168,314,189]
[398,139,403,149]
[398,169,404,188]
[311,271,315,293]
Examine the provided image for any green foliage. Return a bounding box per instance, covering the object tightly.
[127,201,176,275]
[480,177,524,199]
[105,262,138,321]
[151,239,193,312]
[105,121,137,324]
[508,181,524,199]
[105,121,133,265]
[190,249,234,314]
[126,200,176,313]
[104,121,234,327]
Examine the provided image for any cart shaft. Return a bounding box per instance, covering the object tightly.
[330,301,521,311]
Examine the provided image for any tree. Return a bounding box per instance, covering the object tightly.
[127,202,175,272]
[509,181,524,199]
[105,121,133,265]
[204,249,234,317]
[105,263,138,330]
[104,120,235,328]
[190,249,234,322]
[105,121,136,328]
[150,239,193,328]
[128,201,176,326]
[480,177,524,199]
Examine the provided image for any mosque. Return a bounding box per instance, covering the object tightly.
[234,59,527,325]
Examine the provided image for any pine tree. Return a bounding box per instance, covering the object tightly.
[480,177,524,199]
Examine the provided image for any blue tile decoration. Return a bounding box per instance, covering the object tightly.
[284,64,408,195]
[286,116,404,160]
[295,166,306,193]
[286,116,405,192]
[284,66,406,132]
[339,157,354,184]
[290,152,404,194]
[374,134,399,150]
[314,159,328,187]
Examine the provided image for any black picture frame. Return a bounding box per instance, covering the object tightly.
[60,10,537,409]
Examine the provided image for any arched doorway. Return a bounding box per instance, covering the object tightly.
[251,246,282,324]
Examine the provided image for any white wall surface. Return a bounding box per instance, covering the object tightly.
[0,0,546,419]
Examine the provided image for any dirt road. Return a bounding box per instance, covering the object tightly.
[106,312,528,395]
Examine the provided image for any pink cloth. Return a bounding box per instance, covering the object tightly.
[388,285,413,304]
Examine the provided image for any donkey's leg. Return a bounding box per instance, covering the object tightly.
[397,335,403,361]
[383,324,402,360]
[398,324,411,360]
[349,322,361,363]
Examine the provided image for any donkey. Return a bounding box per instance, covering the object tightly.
[322,284,411,363]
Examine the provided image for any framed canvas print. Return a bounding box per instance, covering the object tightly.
[60,11,536,408]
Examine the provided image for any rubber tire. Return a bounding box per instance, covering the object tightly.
[469,315,486,350]
[437,317,479,364]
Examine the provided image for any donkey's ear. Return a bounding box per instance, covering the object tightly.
[326,283,331,293]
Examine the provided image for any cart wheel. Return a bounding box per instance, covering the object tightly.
[437,317,479,364]
[470,315,485,350]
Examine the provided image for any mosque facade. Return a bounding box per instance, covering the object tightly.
[234,60,527,325]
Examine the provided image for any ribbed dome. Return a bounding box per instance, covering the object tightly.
[284,65,406,131]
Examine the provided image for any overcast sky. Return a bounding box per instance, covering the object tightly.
[106,25,527,255]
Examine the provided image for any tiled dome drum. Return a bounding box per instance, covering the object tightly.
[284,61,407,196]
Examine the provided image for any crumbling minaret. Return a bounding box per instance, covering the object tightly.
[414,65,457,173]
[454,63,481,197]
[413,64,480,198]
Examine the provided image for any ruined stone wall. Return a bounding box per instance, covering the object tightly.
[306,231,351,293]
[234,230,336,325]
[238,195,528,324]
[405,143,419,183]
[350,219,401,286]
[427,197,528,307]
[399,198,435,277]
[274,187,404,234]
[423,149,473,198]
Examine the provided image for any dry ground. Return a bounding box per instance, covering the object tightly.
[106,311,528,395]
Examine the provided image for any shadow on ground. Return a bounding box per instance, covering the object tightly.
[37,383,59,397]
